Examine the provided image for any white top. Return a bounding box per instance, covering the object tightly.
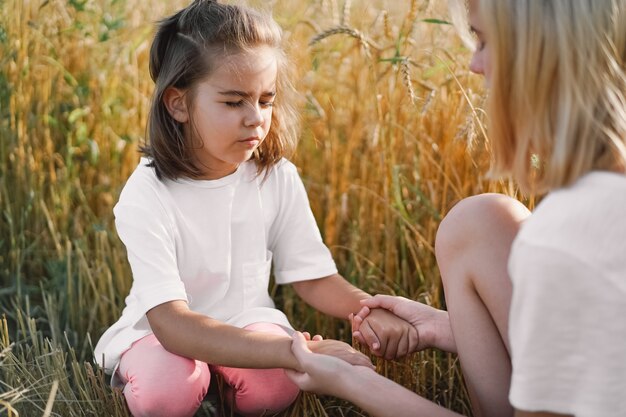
[508,171,626,416]
[94,158,337,374]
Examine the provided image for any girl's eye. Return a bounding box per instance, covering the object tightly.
[224,101,274,108]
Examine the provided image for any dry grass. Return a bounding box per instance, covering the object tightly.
[0,0,524,415]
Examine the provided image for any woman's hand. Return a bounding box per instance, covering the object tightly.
[286,332,374,395]
[288,331,463,417]
[352,295,457,354]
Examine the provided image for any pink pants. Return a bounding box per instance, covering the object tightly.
[117,322,300,417]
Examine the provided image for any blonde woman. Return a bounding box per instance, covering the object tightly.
[286,1,626,416]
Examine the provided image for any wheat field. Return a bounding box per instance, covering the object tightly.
[0,0,524,415]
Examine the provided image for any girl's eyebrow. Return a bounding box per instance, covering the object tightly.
[218,90,276,98]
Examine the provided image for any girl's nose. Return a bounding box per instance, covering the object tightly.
[244,103,264,127]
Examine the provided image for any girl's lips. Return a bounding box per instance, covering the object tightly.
[239,137,260,148]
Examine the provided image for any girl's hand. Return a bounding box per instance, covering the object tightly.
[286,332,374,395]
[301,331,323,342]
[305,338,374,369]
[350,306,372,342]
[358,295,457,353]
[351,306,377,351]
[351,307,419,360]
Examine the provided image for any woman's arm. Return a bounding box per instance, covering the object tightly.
[146,300,373,369]
[286,332,464,417]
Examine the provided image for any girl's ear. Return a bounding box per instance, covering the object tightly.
[163,87,189,123]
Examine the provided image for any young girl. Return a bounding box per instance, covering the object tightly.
[287,0,626,416]
[94,1,418,416]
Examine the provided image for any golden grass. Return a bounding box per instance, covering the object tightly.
[0,0,524,415]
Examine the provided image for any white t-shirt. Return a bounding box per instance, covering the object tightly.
[94,158,337,374]
[508,171,626,416]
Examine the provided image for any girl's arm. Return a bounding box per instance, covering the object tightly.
[290,273,369,317]
[291,274,419,359]
[286,332,464,417]
[146,300,373,369]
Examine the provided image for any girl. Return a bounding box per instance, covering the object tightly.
[287,0,626,417]
[94,1,418,416]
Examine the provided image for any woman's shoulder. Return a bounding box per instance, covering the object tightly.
[515,171,626,259]
[527,171,626,224]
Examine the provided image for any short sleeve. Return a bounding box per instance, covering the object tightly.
[114,200,188,313]
[508,242,626,416]
[268,162,338,284]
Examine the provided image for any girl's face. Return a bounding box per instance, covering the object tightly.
[186,46,277,179]
[468,0,492,85]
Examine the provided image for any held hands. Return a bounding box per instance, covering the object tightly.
[349,306,419,360]
[286,331,374,396]
[303,334,374,369]
[351,295,457,355]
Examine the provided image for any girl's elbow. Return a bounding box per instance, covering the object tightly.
[145,302,186,353]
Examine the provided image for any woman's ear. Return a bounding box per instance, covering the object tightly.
[163,87,189,123]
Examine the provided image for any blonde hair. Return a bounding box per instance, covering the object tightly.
[450,0,626,193]
[144,0,299,180]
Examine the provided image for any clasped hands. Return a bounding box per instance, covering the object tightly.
[297,301,418,372]
[298,294,446,369]
[287,295,448,395]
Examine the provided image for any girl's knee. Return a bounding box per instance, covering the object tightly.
[120,335,210,417]
[221,323,298,416]
[229,369,299,417]
[124,360,210,417]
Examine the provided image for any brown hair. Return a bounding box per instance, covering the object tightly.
[143,0,299,180]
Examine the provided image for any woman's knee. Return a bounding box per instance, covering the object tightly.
[435,194,530,286]
[436,194,528,256]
